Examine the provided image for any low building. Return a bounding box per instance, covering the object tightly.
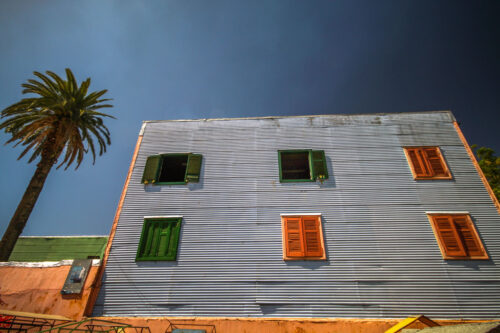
[0,236,107,320]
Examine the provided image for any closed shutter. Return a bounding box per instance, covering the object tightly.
[433,216,466,257]
[185,154,203,183]
[149,223,161,256]
[166,219,182,260]
[405,147,451,179]
[157,221,172,257]
[142,155,162,184]
[452,216,485,257]
[139,222,155,257]
[417,149,432,176]
[311,150,328,181]
[302,217,323,257]
[284,217,305,257]
[407,148,427,177]
[137,218,182,261]
[424,147,447,176]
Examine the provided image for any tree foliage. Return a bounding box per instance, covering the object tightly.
[0,69,114,260]
[1,69,114,169]
[472,145,500,201]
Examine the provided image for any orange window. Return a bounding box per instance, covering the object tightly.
[281,215,326,260]
[427,213,488,260]
[404,147,452,179]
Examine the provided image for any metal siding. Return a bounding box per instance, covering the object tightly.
[9,236,108,261]
[94,112,500,319]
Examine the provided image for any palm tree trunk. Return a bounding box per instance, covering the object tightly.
[0,159,54,261]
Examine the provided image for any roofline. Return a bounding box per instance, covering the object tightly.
[18,235,108,238]
[0,259,101,268]
[142,110,454,123]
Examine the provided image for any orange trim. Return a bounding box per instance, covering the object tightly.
[83,133,144,316]
[453,121,500,214]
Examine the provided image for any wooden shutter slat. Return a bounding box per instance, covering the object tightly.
[417,149,432,176]
[167,219,181,260]
[424,148,447,176]
[311,150,329,181]
[302,217,323,257]
[185,154,203,183]
[407,149,425,177]
[157,222,171,256]
[149,223,161,256]
[433,216,466,257]
[143,222,155,257]
[142,155,162,184]
[452,216,485,257]
[284,218,305,257]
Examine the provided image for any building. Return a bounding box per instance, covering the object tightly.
[89,111,500,330]
[0,236,107,319]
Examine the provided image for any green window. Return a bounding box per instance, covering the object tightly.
[141,153,203,185]
[136,217,182,261]
[278,150,328,182]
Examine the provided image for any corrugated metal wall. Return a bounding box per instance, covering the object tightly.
[94,112,500,319]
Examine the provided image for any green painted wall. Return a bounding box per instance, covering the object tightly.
[8,236,108,261]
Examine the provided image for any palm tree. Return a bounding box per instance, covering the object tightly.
[0,68,114,260]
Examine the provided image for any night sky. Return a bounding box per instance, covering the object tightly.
[0,1,499,236]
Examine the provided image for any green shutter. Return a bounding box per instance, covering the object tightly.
[311,150,328,181]
[136,218,182,261]
[185,154,203,183]
[157,222,171,256]
[150,224,161,256]
[141,222,153,257]
[142,155,162,184]
[166,219,181,260]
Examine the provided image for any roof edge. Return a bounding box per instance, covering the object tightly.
[0,259,101,267]
[142,110,454,123]
[18,235,108,238]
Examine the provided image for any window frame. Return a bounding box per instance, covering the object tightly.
[280,214,327,260]
[157,153,190,185]
[142,153,202,185]
[136,217,182,261]
[278,149,328,183]
[403,146,452,180]
[426,213,488,260]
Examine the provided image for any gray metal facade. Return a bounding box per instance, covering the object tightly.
[94,111,500,319]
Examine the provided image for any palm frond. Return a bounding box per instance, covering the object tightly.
[1,68,114,168]
[33,71,60,94]
[65,68,78,94]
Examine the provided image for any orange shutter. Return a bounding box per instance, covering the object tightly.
[302,217,323,257]
[416,149,432,176]
[424,148,447,176]
[432,216,466,257]
[406,147,451,179]
[407,148,426,177]
[452,216,485,257]
[284,217,305,257]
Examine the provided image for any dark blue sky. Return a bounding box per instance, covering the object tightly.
[1,1,499,236]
